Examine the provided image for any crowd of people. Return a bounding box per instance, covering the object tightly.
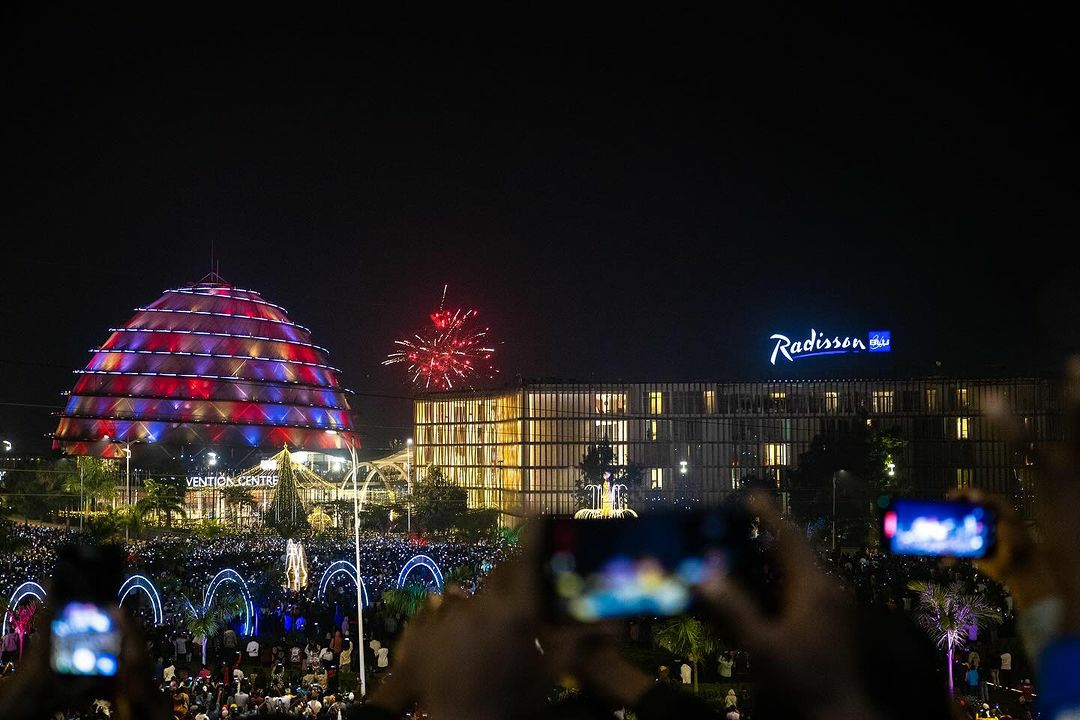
[0,523,510,719]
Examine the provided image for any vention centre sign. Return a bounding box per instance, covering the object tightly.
[185,475,278,490]
[769,329,891,365]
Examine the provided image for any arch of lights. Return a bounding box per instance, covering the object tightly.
[118,575,164,625]
[396,555,444,591]
[2,581,47,637]
[203,569,256,636]
[316,561,370,607]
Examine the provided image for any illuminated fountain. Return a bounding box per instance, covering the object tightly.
[284,538,310,592]
[574,473,637,519]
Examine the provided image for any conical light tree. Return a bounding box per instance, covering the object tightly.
[266,448,309,537]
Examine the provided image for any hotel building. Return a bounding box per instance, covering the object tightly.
[412,378,1061,520]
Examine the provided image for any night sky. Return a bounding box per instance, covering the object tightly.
[2,5,1076,453]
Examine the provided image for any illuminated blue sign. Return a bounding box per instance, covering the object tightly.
[868,330,891,353]
[769,329,892,365]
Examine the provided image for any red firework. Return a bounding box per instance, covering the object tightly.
[384,285,498,390]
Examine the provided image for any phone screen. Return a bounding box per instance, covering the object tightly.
[882,499,995,558]
[50,602,121,676]
[540,509,754,621]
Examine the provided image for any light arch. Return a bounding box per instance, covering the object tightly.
[396,554,444,591]
[203,569,256,636]
[316,560,370,607]
[1,581,46,637]
[118,575,164,625]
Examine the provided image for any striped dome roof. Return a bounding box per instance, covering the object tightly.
[53,279,359,456]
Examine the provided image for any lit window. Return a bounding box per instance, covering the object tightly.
[703,390,716,414]
[956,387,969,407]
[648,392,664,415]
[956,417,970,439]
[866,418,873,428]
[762,443,789,466]
[824,391,838,412]
[645,420,658,441]
[650,468,664,490]
[956,469,972,489]
[925,388,939,412]
[871,390,894,413]
[769,391,786,399]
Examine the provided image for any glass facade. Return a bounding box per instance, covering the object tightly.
[414,378,1060,520]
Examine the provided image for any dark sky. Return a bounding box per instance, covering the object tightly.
[1,4,1076,452]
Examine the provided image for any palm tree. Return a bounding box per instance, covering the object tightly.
[221,486,256,526]
[62,457,118,520]
[908,581,1002,696]
[7,599,38,659]
[381,584,430,618]
[137,478,188,529]
[654,616,716,693]
[84,507,140,543]
[184,594,247,667]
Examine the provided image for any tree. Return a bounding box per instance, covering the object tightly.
[654,616,716,693]
[137,477,188,529]
[787,419,907,546]
[221,486,256,526]
[184,593,248,666]
[266,452,309,537]
[380,584,430,618]
[7,599,38,659]
[908,581,1002,697]
[412,465,467,534]
[576,440,644,510]
[62,457,117,520]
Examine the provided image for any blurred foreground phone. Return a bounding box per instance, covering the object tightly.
[881,498,996,558]
[539,507,760,622]
[50,544,125,682]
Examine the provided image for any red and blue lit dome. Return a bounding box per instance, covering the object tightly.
[53,278,359,456]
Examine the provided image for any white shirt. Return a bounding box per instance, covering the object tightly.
[163,665,176,681]
[680,663,692,684]
[1001,652,1012,670]
[376,647,389,668]
[246,640,259,658]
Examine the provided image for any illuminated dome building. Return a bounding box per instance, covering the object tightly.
[53,276,359,458]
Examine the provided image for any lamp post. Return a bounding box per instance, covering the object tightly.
[405,438,413,534]
[831,469,847,552]
[346,437,368,698]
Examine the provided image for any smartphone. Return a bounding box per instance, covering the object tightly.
[50,602,120,676]
[49,544,125,680]
[881,498,996,558]
[539,507,758,622]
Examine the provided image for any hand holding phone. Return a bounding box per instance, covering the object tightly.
[882,498,996,558]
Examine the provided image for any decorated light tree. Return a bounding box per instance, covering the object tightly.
[384,285,498,390]
[266,449,310,537]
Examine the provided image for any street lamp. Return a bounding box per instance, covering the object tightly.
[2,440,11,453]
[405,438,413,534]
[347,437,368,698]
[104,436,144,541]
[327,429,367,698]
[831,469,848,551]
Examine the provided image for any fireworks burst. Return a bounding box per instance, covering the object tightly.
[383,285,498,390]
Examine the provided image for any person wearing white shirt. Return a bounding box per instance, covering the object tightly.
[246,639,259,660]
